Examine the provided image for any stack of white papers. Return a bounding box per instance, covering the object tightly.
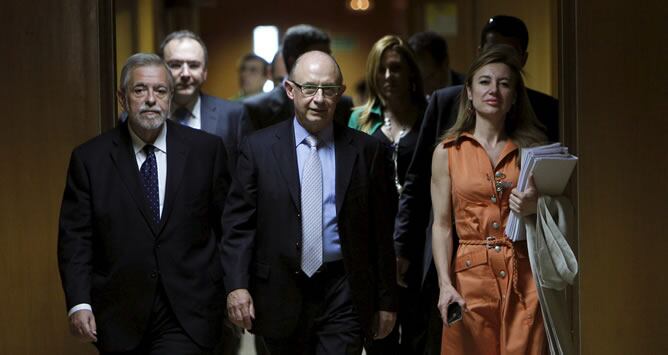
[505,143,578,241]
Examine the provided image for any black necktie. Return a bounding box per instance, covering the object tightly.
[172,107,191,125]
[140,145,160,223]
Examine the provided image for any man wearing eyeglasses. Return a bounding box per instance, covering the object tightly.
[222,51,398,354]
[243,24,354,131]
[159,30,251,174]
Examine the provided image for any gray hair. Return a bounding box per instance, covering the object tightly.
[119,53,174,94]
[159,30,208,66]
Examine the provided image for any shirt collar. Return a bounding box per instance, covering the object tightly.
[171,95,201,121]
[128,121,168,155]
[369,103,382,117]
[444,131,518,155]
[191,95,202,122]
[293,117,334,148]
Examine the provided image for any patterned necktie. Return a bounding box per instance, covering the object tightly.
[301,135,323,277]
[140,145,160,223]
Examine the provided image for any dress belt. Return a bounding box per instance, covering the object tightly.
[459,237,525,308]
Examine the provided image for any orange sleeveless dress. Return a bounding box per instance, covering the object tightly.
[440,133,546,355]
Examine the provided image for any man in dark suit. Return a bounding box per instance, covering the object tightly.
[408,31,465,97]
[58,53,229,354]
[394,15,560,355]
[223,51,398,354]
[243,24,354,130]
[159,30,253,355]
[159,30,251,171]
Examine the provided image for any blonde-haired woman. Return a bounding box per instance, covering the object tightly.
[431,44,548,355]
[349,35,426,195]
[348,35,427,354]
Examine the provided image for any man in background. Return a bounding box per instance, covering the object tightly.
[159,30,252,172]
[243,24,354,130]
[408,31,465,97]
[159,29,253,355]
[231,53,269,100]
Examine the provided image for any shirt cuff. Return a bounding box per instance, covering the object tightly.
[68,303,92,317]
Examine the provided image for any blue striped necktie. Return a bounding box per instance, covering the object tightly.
[301,135,323,277]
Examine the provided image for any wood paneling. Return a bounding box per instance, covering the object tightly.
[0,1,110,354]
[563,0,668,353]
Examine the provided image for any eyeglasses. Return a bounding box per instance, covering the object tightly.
[288,80,343,98]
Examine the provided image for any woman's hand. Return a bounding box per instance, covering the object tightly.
[437,283,466,327]
[509,174,539,216]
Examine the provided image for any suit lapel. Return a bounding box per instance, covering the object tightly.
[157,121,189,236]
[199,94,219,134]
[271,121,300,211]
[110,123,160,236]
[334,125,357,214]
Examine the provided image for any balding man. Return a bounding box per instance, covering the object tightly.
[243,24,354,130]
[222,51,398,354]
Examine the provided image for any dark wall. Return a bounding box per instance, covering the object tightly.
[0,1,107,354]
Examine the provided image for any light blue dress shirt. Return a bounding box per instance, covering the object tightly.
[293,118,342,262]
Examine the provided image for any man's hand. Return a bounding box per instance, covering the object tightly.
[227,289,255,330]
[396,256,410,288]
[69,310,97,342]
[372,310,397,339]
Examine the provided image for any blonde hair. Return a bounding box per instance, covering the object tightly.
[355,35,425,133]
[443,44,546,148]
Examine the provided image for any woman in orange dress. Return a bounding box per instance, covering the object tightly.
[431,45,548,355]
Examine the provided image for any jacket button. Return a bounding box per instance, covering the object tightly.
[294,270,300,275]
[492,221,500,229]
[151,271,158,278]
[499,271,506,278]
[494,245,502,252]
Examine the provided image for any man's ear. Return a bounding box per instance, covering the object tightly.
[521,51,529,67]
[284,80,295,100]
[339,84,347,96]
[202,67,208,83]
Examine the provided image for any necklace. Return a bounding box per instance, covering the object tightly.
[383,116,407,144]
[383,115,408,194]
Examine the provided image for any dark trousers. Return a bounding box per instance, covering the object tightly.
[100,285,211,355]
[365,263,442,355]
[213,321,270,355]
[263,261,363,355]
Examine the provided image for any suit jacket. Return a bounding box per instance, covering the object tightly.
[394,85,559,285]
[58,120,230,351]
[242,85,354,130]
[221,120,398,339]
[199,93,251,172]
